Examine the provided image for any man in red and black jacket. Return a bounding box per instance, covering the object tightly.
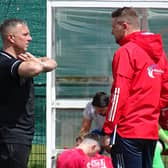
[102,7,168,168]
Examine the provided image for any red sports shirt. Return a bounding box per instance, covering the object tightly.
[87,153,113,168]
[56,148,88,168]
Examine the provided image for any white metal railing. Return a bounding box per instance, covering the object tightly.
[48,0,168,8]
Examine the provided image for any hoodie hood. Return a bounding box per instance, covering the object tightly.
[118,31,163,62]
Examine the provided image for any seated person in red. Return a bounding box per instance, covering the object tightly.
[75,134,114,168]
[56,133,100,168]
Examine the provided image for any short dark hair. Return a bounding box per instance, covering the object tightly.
[76,132,100,144]
[83,132,100,142]
[112,7,140,28]
[92,92,109,107]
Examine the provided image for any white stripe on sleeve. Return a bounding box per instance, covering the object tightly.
[108,87,120,122]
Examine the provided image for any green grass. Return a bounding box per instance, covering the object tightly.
[28,144,46,168]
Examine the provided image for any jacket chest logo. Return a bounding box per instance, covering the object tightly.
[147,64,164,78]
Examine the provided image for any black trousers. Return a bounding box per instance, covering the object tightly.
[0,143,31,168]
[111,133,156,168]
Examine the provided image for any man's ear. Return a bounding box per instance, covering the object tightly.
[8,33,15,43]
[91,144,96,150]
[91,144,96,151]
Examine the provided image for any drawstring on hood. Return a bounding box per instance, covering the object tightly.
[118,32,163,63]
